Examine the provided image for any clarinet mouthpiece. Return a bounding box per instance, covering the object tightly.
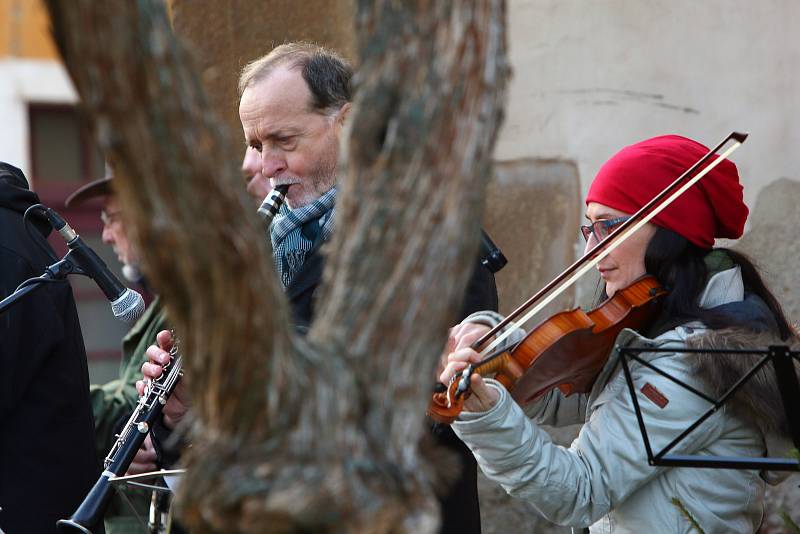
[257,185,289,222]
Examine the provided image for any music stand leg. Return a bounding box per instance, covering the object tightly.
[769,345,800,450]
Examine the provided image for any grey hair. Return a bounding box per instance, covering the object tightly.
[238,42,352,114]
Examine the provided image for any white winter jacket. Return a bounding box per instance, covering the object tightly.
[453,267,780,533]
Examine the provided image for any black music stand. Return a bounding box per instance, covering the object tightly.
[110,469,185,533]
[618,344,800,471]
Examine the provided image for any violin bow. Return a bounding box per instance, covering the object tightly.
[474,131,748,358]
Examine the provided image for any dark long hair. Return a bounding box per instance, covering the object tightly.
[642,227,793,340]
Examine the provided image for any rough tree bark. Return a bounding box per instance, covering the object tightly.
[46,1,508,532]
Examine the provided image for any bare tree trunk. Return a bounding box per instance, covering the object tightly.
[45,1,507,532]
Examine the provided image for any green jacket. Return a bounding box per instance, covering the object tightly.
[89,296,168,534]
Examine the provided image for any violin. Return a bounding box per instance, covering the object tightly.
[428,131,748,424]
[429,276,666,423]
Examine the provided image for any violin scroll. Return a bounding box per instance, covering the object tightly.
[427,368,473,424]
[428,383,464,424]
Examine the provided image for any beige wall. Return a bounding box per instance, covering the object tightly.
[498,0,798,221]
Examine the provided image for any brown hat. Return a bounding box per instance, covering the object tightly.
[65,175,114,208]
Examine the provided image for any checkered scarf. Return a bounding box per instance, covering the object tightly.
[270,186,337,287]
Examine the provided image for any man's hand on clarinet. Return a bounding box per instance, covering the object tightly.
[125,434,158,475]
[137,329,188,429]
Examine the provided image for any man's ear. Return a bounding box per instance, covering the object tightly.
[335,102,351,129]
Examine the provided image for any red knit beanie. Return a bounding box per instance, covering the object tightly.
[586,135,748,249]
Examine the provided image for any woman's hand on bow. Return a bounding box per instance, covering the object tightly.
[438,322,499,412]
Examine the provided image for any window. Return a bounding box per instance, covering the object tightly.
[28,104,105,193]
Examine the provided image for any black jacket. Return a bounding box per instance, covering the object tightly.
[286,244,498,330]
[0,163,98,533]
[286,245,498,534]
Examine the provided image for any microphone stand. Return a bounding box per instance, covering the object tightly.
[0,251,86,315]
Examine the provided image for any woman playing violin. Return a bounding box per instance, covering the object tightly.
[440,135,797,533]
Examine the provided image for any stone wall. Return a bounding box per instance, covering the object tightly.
[735,178,800,321]
[486,159,581,317]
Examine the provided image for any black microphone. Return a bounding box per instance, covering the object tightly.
[479,229,507,274]
[44,208,145,323]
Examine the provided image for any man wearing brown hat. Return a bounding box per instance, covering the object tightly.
[65,174,169,534]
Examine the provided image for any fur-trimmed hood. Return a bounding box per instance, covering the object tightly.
[671,264,798,450]
[647,262,799,468]
[688,321,799,449]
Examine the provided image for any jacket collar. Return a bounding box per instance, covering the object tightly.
[616,266,745,347]
[697,265,744,309]
[592,267,747,395]
[286,247,324,301]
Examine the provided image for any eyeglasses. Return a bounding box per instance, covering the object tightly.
[100,210,123,226]
[580,216,631,243]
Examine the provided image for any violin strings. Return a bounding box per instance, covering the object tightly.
[592,276,605,307]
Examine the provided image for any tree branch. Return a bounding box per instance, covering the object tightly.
[45,1,508,531]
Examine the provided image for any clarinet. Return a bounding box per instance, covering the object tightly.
[58,340,183,533]
[59,187,285,533]
[257,184,289,222]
